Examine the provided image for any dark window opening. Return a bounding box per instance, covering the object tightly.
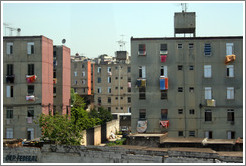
[28,85,34,95]
[139,87,146,100]
[161,90,168,100]
[205,110,212,121]
[139,109,146,119]
[28,64,35,75]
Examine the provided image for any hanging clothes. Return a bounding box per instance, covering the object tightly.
[26,75,37,83]
[26,95,35,101]
[141,79,146,87]
[137,120,147,133]
[160,120,169,129]
[128,82,131,88]
[225,54,236,64]
[165,77,168,90]
[160,78,165,90]
[160,55,167,62]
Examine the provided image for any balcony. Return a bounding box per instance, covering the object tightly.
[26,95,35,101]
[160,77,168,90]
[26,75,37,83]
[6,75,15,83]
[207,99,216,107]
[136,78,146,88]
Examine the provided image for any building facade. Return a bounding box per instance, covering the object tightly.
[94,52,131,114]
[71,54,94,105]
[131,36,243,139]
[53,45,71,115]
[3,36,54,140]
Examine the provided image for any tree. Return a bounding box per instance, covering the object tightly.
[89,107,113,125]
[71,88,86,109]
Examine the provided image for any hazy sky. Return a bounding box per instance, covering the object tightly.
[2,1,244,58]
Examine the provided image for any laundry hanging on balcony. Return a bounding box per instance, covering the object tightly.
[225,54,236,64]
[137,120,147,133]
[128,82,131,88]
[160,120,169,129]
[26,95,35,101]
[141,79,146,87]
[160,77,168,90]
[26,75,37,83]
[53,78,57,84]
[160,55,167,62]
[136,79,146,88]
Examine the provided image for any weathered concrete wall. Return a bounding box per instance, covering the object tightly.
[106,119,120,139]
[3,145,243,163]
[94,125,101,145]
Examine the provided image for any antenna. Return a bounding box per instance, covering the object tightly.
[62,39,66,45]
[181,3,188,12]
[4,23,21,36]
[116,34,127,51]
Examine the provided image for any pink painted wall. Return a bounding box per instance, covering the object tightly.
[41,36,53,115]
[62,46,71,115]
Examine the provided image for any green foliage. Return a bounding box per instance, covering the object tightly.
[106,138,126,146]
[89,107,113,125]
[70,88,86,109]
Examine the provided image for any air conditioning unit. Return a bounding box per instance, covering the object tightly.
[207,99,216,107]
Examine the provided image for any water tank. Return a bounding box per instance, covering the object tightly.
[174,12,196,36]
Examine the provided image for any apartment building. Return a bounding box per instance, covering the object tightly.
[130,12,243,139]
[94,52,131,114]
[53,45,71,115]
[3,36,54,140]
[71,54,94,105]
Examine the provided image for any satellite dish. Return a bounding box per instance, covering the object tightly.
[62,39,66,44]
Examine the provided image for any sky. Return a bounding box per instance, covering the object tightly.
[2,1,244,58]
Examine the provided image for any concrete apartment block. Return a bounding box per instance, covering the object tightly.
[53,45,71,115]
[3,36,54,139]
[130,36,243,139]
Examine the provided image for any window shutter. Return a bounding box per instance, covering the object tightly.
[6,86,10,97]
[226,43,234,55]
[164,66,168,77]
[142,66,146,78]
[205,87,212,99]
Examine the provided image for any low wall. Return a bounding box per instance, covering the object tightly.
[3,145,243,163]
[106,119,120,139]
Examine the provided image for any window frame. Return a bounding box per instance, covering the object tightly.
[27,42,34,55]
[139,109,146,119]
[7,42,13,55]
[226,65,234,77]
[204,65,212,78]
[6,108,13,119]
[205,109,212,122]
[227,87,234,100]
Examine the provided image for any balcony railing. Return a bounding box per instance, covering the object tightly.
[26,75,37,83]
[6,75,15,83]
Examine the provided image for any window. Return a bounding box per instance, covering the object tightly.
[27,42,34,54]
[7,64,14,75]
[27,107,34,117]
[204,43,211,56]
[128,87,131,93]
[7,42,13,55]
[53,51,56,58]
[74,63,77,68]
[205,87,212,99]
[6,108,13,119]
[74,88,77,93]
[82,71,85,77]
[205,131,213,139]
[178,65,183,70]
[161,90,168,100]
[139,109,146,119]
[53,87,56,94]
[178,109,183,114]
[121,107,123,110]
[227,131,235,139]
[82,80,86,84]
[227,65,234,77]
[27,85,34,95]
[115,77,118,80]
[161,109,168,120]
[160,66,168,77]
[74,71,77,77]
[27,128,34,140]
[204,65,212,78]
[121,77,123,79]
[178,131,184,137]
[107,67,111,72]
[74,80,77,85]
[116,107,118,110]
[227,109,234,122]
[120,87,123,90]
[98,97,101,104]
[226,43,234,55]
[108,97,111,103]
[53,71,56,78]
[6,85,14,98]
[115,86,118,90]
[189,65,194,70]
[128,107,131,113]
[138,44,146,55]
[128,67,131,73]
[28,64,35,75]
[160,44,168,51]
[128,97,131,103]
[120,97,123,100]
[6,128,13,138]
[108,77,111,83]
[189,109,195,114]
[205,109,212,121]
[97,87,101,93]
[189,131,195,137]
[177,43,183,49]
[139,66,146,78]
[139,87,146,100]
[98,77,101,83]
[82,64,85,68]
[115,97,118,100]
[108,87,111,93]
[227,87,234,99]
[189,43,194,49]
[189,87,194,93]
[178,87,183,92]
[108,107,111,112]
[128,77,131,82]
[97,67,101,73]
